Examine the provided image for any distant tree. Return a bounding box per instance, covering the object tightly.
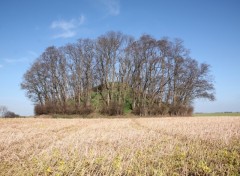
[0,106,8,117]
[3,111,20,118]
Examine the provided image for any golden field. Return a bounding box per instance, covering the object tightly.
[0,116,240,175]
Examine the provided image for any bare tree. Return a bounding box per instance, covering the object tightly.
[77,39,95,107]
[0,106,7,117]
[95,32,125,110]
[63,43,83,110]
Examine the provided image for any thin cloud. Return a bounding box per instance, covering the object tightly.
[4,58,29,63]
[35,26,40,31]
[50,15,86,39]
[0,64,3,68]
[3,51,37,65]
[28,51,38,57]
[101,0,120,16]
[53,30,76,39]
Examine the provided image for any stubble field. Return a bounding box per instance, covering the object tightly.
[0,116,240,175]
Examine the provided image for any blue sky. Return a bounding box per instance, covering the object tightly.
[0,0,240,116]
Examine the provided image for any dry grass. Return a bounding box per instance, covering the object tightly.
[0,116,240,175]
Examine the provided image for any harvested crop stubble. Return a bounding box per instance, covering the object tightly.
[0,116,240,175]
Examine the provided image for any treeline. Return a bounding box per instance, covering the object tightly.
[0,106,20,118]
[21,31,215,116]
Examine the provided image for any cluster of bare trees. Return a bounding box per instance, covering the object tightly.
[0,106,20,118]
[21,32,215,116]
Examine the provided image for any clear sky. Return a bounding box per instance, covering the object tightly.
[0,0,240,116]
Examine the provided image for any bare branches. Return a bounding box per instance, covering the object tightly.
[21,32,215,116]
[0,106,7,117]
[0,106,20,118]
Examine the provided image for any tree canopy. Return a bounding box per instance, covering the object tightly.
[21,31,215,116]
